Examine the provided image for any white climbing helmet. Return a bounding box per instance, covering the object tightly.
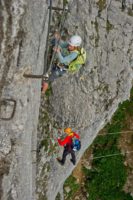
[68,35,82,47]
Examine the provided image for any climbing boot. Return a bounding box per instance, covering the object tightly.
[56,158,64,166]
[70,159,76,165]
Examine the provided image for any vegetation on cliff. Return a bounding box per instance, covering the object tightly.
[63,88,133,200]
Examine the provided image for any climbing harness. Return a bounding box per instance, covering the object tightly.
[23,0,69,79]
[0,98,17,121]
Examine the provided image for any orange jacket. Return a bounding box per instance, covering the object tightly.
[58,132,80,146]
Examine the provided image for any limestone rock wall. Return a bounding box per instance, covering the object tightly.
[37,0,133,200]
[0,0,49,199]
[0,0,133,200]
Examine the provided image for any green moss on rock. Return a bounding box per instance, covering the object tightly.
[94,19,100,47]
[96,0,106,12]
[128,8,133,17]
[63,175,80,200]
[106,19,114,33]
[40,139,49,151]
[55,192,61,200]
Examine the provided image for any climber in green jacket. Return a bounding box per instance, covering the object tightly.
[42,33,86,93]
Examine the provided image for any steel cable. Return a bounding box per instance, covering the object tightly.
[92,150,133,160]
[43,0,53,74]
[47,2,69,74]
[98,130,133,136]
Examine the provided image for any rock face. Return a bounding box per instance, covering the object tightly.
[0,0,48,199]
[0,0,133,200]
[37,0,133,200]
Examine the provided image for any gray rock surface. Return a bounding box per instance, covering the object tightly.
[37,0,133,200]
[0,0,48,199]
[0,0,133,200]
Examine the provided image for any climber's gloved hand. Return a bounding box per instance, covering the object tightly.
[53,46,61,53]
[54,31,61,40]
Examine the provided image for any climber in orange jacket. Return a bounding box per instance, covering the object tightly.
[57,127,80,166]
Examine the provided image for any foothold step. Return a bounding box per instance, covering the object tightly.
[48,6,69,11]
[0,98,17,121]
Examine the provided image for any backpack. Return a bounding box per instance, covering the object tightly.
[68,48,86,73]
[72,139,81,151]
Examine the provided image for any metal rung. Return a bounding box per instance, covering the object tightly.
[23,73,49,80]
[48,6,69,11]
[23,73,43,79]
[0,99,17,121]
